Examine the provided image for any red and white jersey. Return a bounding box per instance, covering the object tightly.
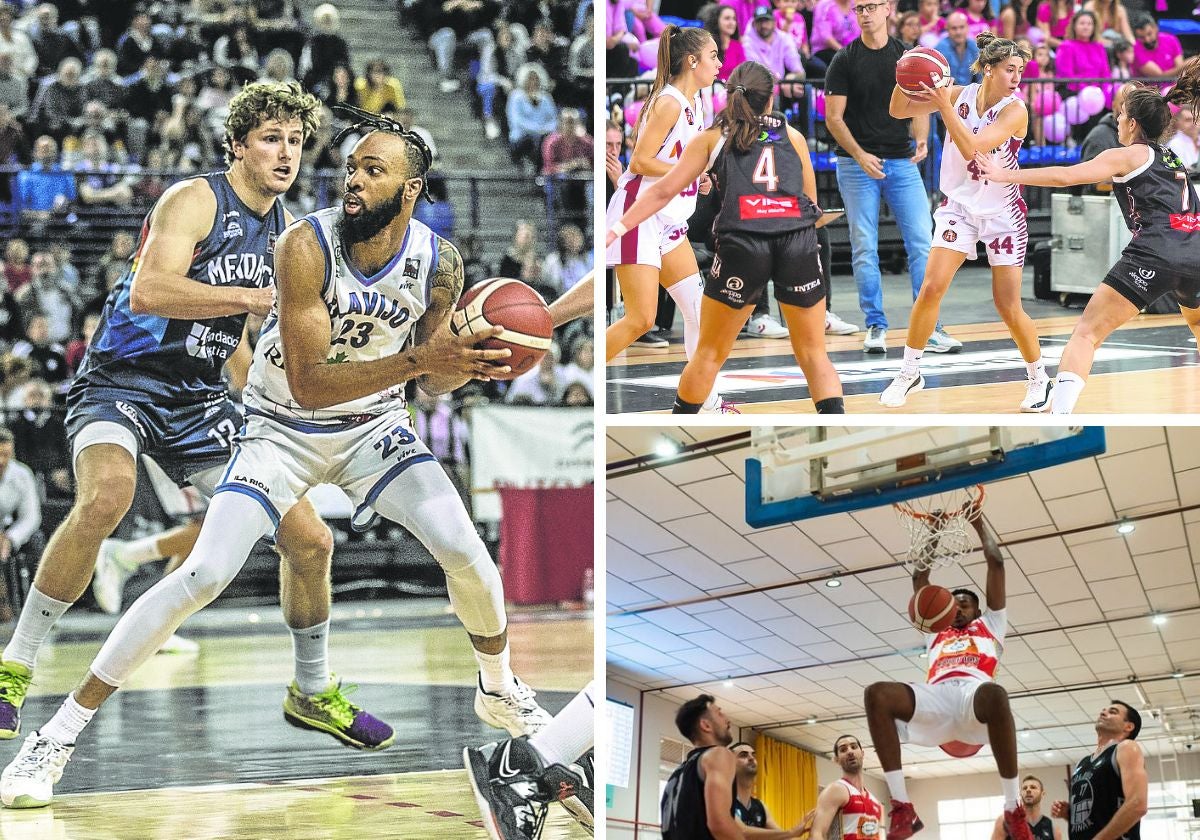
[836,778,883,839]
[925,608,1007,685]
[613,84,703,223]
[939,83,1025,218]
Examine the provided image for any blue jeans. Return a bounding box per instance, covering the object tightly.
[835,156,933,330]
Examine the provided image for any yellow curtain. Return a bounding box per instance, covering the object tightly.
[754,732,819,829]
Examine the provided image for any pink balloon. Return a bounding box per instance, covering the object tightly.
[1033,89,1061,117]
[1063,95,1087,125]
[814,88,826,119]
[1026,25,1045,45]
[624,99,644,130]
[919,31,940,48]
[637,38,659,73]
[712,87,727,115]
[1044,111,1068,143]
[1079,85,1106,116]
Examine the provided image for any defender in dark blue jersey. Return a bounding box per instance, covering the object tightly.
[0,85,394,805]
[975,58,1200,414]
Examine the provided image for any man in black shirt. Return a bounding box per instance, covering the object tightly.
[730,741,809,838]
[661,694,744,840]
[824,0,961,356]
[1051,701,1148,840]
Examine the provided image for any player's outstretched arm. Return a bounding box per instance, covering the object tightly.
[701,748,748,840]
[970,513,1006,611]
[739,808,804,839]
[129,178,275,319]
[974,145,1145,188]
[549,271,593,327]
[889,83,944,119]
[809,778,850,840]
[1097,741,1148,840]
[606,129,718,246]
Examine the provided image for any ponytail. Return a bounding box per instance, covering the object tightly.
[714,62,774,153]
[633,26,712,141]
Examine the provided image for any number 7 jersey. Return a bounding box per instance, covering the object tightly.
[244,208,436,423]
[1113,142,1200,268]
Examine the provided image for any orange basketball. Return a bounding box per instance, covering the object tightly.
[895,47,953,95]
[450,278,553,380]
[908,585,957,633]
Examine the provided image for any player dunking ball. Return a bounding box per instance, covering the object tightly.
[607,61,844,414]
[606,26,731,413]
[810,735,884,840]
[975,61,1200,413]
[0,108,552,807]
[991,776,1062,840]
[864,508,1035,840]
[881,33,1051,412]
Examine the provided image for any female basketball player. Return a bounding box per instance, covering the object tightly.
[880,33,1051,412]
[975,60,1200,414]
[605,26,730,411]
[606,61,845,414]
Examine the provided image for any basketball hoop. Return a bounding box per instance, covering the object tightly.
[893,484,985,573]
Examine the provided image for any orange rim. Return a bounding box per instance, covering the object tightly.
[892,484,985,523]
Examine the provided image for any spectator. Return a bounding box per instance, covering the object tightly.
[1082,0,1133,46]
[999,0,1034,39]
[315,61,354,110]
[354,59,406,113]
[505,345,563,405]
[498,219,540,283]
[115,9,165,77]
[0,352,32,407]
[131,146,172,206]
[605,0,640,76]
[0,280,21,346]
[560,380,591,406]
[2,239,29,294]
[1167,106,1199,171]
[197,64,238,138]
[30,56,86,142]
[702,4,748,81]
[1035,0,1073,48]
[74,132,135,206]
[0,101,26,175]
[412,174,455,239]
[743,4,806,99]
[558,336,594,402]
[624,0,666,44]
[541,107,592,176]
[543,222,592,296]
[213,22,261,76]
[427,0,502,94]
[527,19,570,87]
[91,230,135,302]
[566,5,593,109]
[260,47,296,83]
[49,242,80,294]
[917,0,945,38]
[957,0,995,39]
[10,312,69,383]
[810,0,860,65]
[935,12,980,85]
[1131,13,1183,79]
[82,49,126,115]
[8,377,69,497]
[1111,36,1134,83]
[897,11,922,47]
[252,0,306,59]
[458,233,493,288]
[605,118,624,191]
[15,135,77,217]
[27,3,83,80]
[1056,12,1112,101]
[506,63,557,173]
[0,2,35,79]
[298,2,350,91]
[0,426,41,621]
[167,14,209,70]
[124,56,176,148]
[776,0,825,76]
[65,309,100,374]
[14,255,80,345]
[411,386,469,491]
[79,100,127,157]
[0,52,27,118]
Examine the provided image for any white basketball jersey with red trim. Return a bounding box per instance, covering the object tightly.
[925,609,1007,684]
[836,779,883,839]
[939,83,1024,218]
[613,84,703,223]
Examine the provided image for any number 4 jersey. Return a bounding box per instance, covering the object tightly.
[244,209,435,423]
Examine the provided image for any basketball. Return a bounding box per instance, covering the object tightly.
[908,584,957,633]
[895,47,953,95]
[451,277,553,380]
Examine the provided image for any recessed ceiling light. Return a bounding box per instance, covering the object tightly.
[723,679,734,688]
[826,578,842,588]
[806,717,818,725]
[1043,750,1054,757]
[655,438,681,457]
[1116,521,1135,535]
[1153,614,1168,626]
[919,652,928,659]
[1173,671,1185,679]
[1020,730,1031,739]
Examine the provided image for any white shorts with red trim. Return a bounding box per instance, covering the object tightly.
[896,677,989,749]
[933,197,1028,267]
[605,187,690,269]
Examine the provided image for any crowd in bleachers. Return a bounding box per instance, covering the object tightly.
[0,0,593,523]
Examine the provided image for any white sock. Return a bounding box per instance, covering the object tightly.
[902,345,923,376]
[1025,357,1046,380]
[884,769,910,802]
[529,681,595,767]
[290,620,331,696]
[121,534,167,567]
[665,273,703,359]
[1001,776,1019,810]
[39,693,96,745]
[3,588,72,668]
[1051,371,1084,414]
[475,646,515,694]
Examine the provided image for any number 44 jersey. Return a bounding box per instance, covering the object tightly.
[245,209,436,423]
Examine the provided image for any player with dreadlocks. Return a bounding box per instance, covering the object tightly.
[0,106,554,804]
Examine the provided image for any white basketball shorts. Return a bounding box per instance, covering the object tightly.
[933,197,1028,267]
[605,190,690,269]
[895,677,989,748]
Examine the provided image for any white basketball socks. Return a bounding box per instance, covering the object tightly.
[665,272,721,409]
[118,534,170,567]
[290,620,332,696]
[1001,776,1020,811]
[2,588,72,668]
[529,681,595,767]
[1026,357,1047,381]
[1052,371,1085,414]
[901,346,923,377]
[884,770,910,803]
[475,646,515,694]
[40,693,96,745]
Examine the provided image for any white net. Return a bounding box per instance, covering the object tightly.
[893,485,985,573]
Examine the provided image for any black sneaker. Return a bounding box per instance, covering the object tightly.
[631,328,669,348]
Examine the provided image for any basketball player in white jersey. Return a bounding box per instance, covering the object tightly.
[810,735,884,840]
[606,26,730,412]
[1,109,554,806]
[864,509,1035,840]
[880,33,1051,412]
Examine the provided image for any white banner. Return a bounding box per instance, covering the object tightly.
[469,405,593,522]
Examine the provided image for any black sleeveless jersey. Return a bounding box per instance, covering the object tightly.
[733,795,768,827]
[710,111,820,236]
[1069,743,1140,840]
[661,746,735,840]
[1006,815,1056,839]
[1112,143,1200,268]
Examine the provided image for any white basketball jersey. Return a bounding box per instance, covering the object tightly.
[244,208,435,422]
[939,83,1024,218]
[612,84,703,223]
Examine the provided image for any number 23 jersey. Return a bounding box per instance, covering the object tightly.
[244,208,437,422]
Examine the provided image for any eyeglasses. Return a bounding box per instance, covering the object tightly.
[852,2,886,12]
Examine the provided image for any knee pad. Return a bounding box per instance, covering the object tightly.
[443,544,506,638]
[177,552,241,608]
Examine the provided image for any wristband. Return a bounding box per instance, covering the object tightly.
[611,221,628,238]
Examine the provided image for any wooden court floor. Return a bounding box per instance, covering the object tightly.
[2,607,592,839]
[606,314,1200,414]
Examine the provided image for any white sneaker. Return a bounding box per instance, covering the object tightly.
[743,314,789,338]
[1020,376,1053,412]
[879,371,925,407]
[863,325,887,353]
[699,399,741,414]
[0,732,74,808]
[484,117,500,140]
[474,675,553,737]
[825,310,859,335]
[92,539,135,615]
[156,634,199,655]
[925,327,963,353]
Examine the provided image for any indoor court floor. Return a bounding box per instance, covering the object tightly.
[0,600,592,839]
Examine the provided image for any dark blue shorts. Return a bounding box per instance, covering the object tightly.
[65,386,244,486]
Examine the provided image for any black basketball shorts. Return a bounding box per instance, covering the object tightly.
[1102,251,1200,310]
[705,226,824,309]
